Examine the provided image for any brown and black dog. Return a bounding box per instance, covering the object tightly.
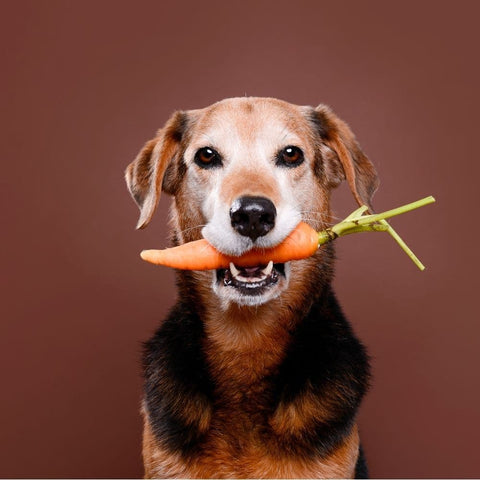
[125,97,378,478]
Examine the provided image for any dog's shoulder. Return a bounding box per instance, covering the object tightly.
[280,287,370,395]
[143,300,213,454]
[270,287,370,454]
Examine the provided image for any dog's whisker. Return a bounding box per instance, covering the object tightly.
[177,224,208,236]
[299,210,345,223]
[279,125,291,143]
[300,212,337,223]
[299,209,339,217]
[200,133,216,146]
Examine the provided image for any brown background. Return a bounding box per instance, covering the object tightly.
[1,0,479,477]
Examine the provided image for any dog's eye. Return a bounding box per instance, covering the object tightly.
[277,146,304,168]
[194,147,222,169]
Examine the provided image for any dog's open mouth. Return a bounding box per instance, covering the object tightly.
[216,261,286,295]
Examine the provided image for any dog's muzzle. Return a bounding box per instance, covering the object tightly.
[211,195,289,305]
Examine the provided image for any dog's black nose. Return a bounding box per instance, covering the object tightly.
[230,196,276,241]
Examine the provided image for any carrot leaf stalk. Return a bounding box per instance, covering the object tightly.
[317,196,435,270]
[140,196,435,271]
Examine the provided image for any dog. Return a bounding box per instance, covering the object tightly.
[125,97,378,478]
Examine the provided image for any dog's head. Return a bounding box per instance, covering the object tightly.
[126,97,378,307]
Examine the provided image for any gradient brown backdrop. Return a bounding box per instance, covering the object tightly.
[2,0,479,477]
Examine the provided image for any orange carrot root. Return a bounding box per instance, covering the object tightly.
[140,221,319,270]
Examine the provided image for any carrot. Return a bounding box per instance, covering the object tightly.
[140,221,319,270]
[139,196,436,271]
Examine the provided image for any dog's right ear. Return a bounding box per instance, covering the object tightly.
[311,105,379,211]
[125,111,187,229]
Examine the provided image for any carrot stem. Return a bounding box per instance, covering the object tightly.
[317,196,435,270]
[381,219,425,271]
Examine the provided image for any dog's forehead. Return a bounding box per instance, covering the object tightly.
[189,98,313,151]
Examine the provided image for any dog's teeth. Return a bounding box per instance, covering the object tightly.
[229,262,241,278]
[228,261,275,284]
[262,261,274,277]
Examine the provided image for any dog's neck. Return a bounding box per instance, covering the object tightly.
[203,301,294,393]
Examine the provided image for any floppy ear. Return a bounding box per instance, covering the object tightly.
[313,104,379,211]
[125,111,187,229]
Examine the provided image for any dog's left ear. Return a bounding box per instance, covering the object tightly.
[312,105,379,211]
[125,111,187,229]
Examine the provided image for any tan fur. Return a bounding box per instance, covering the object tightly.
[220,169,280,206]
[270,381,352,436]
[142,408,189,478]
[143,410,360,479]
[190,425,360,479]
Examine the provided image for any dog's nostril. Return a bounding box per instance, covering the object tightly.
[230,196,277,242]
[260,213,273,224]
[231,211,250,227]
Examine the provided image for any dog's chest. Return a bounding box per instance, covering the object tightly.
[203,346,281,433]
[146,416,359,479]
[187,344,355,478]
